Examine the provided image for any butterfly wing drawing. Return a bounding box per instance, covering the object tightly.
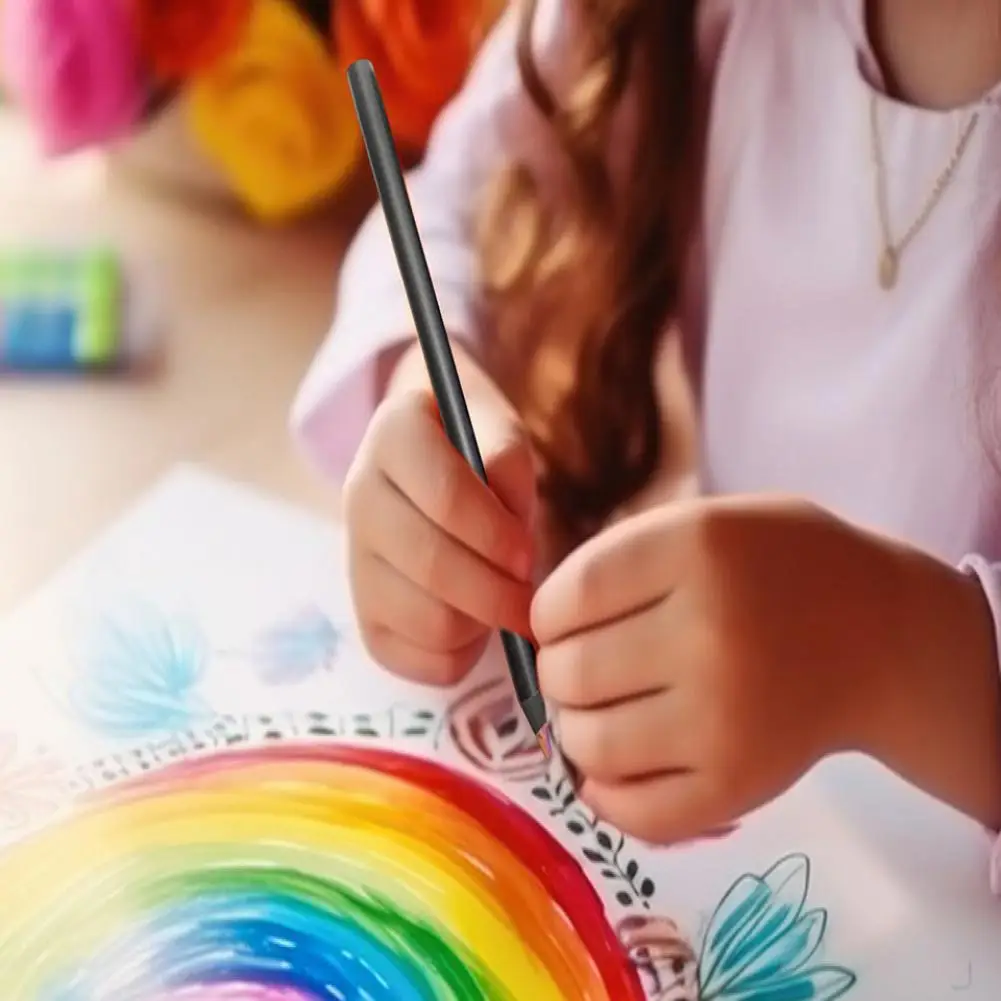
[697,854,856,1001]
[66,603,211,739]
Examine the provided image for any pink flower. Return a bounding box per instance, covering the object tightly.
[447,679,550,782]
[0,733,67,832]
[0,0,145,155]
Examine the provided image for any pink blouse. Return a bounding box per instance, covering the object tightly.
[291,0,1001,887]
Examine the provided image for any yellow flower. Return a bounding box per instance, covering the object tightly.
[188,0,359,223]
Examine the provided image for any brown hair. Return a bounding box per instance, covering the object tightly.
[477,0,701,548]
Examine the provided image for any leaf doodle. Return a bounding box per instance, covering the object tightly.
[63,603,212,740]
[0,733,67,832]
[246,605,342,685]
[531,770,655,910]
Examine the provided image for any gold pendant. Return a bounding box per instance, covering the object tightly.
[879,246,898,290]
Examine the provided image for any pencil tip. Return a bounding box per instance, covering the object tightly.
[537,723,553,760]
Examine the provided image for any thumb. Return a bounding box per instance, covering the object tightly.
[468,399,537,528]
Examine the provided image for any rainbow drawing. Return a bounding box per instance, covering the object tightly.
[0,742,647,1000]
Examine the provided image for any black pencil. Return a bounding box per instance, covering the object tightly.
[346,59,552,759]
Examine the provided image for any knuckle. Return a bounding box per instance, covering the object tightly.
[341,462,370,526]
[428,457,464,525]
[368,389,428,464]
[543,641,589,706]
[416,532,450,592]
[365,396,403,454]
[346,557,369,618]
[488,431,534,481]
[688,503,727,557]
[576,715,615,776]
[630,808,677,846]
[574,556,608,616]
[432,650,479,686]
[704,737,741,803]
[359,622,393,669]
[421,601,455,644]
[422,603,469,651]
[383,386,426,427]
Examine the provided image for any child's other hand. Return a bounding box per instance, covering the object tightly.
[344,386,537,686]
[532,496,901,845]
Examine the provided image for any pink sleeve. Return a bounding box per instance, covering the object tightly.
[290,0,575,485]
[698,0,738,65]
[957,554,1001,893]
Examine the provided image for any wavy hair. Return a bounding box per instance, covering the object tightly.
[477,0,700,547]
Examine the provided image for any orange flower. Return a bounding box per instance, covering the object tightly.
[335,0,502,151]
[136,0,252,79]
[189,0,359,223]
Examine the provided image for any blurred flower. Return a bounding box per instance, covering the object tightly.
[189,0,359,223]
[247,605,341,685]
[0,0,145,155]
[0,733,67,832]
[136,0,253,80]
[336,0,503,151]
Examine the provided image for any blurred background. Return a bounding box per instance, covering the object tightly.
[0,0,503,614]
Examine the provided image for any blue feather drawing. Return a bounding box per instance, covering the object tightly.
[245,605,342,685]
[65,604,211,740]
[696,853,856,1001]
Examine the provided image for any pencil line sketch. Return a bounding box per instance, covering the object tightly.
[0,732,68,834]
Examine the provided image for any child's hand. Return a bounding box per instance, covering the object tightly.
[532,496,911,844]
[344,386,537,686]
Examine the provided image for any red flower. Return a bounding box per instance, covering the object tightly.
[135,0,253,79]
[335,0,502,150]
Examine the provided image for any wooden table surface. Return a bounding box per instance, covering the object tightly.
[0,111,370,616]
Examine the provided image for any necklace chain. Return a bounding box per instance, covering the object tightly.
[869,94,980,289]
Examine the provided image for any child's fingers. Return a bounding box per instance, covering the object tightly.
[579,770,727,847]
[353,549,486,652]
[477,410,538,527]
[352,472,533,635]
[372,391,534,581]
[556,690,683,785]
[362,623,488,687]
[537,604,671,709]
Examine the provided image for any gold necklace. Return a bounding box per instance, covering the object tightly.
[869,93,980,289]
